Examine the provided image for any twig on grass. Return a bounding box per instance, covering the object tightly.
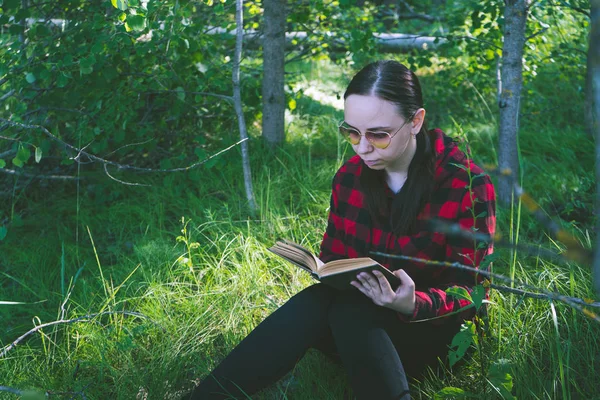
[0,310,147,358]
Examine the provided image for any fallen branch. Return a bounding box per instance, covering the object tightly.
[0,310,147,358]
[0,118,248,174]
[0,167,79,180]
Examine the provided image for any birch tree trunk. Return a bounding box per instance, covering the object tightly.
[234,0,257,214]
[262,0,287,147]
[591,0,600,294]
[497,0,530,205]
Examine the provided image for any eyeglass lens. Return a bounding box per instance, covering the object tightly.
[338,126,391,149]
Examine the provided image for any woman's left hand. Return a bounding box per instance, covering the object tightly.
[350,269,416,315]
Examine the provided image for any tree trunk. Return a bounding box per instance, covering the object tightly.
[262,0,287,147]
[586,31,596,137]
[234,0,257,214]
[497,0,530,206]
[591,0,600,295]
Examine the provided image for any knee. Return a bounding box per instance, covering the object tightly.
[328,290,373,326]
[291,283,337,309]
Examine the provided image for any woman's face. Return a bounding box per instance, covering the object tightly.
[342,94,424,173]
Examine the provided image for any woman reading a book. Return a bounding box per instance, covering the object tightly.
[189,60,496,399]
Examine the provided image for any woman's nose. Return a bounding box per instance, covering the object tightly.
[356,134,373,154]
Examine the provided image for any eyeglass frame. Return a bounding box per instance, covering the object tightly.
[338,111,417,150]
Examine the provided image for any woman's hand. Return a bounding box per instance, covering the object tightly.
[350,269,416,315]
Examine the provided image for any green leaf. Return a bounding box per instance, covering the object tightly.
[471,285,486,311]
[488,359,515,399]
[0,159,5,168]
[445,286,472,302]
[126,15,146,31]
[35,147,42,163]
[175,86,185,101]
[0,226,6,241]
[17,146,31,163]
[111,0,128,11]
[57,72,69,88]
[12,156,24,168]
[479,252,500,270]
[448,321,475,368]
[434,386,477,399]
[449,162,469,171]
[2,0,20,10]
[79,55,96,75]
[25,72,36,83]
[118,12,127,22]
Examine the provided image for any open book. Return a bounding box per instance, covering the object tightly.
[268,240,401,291]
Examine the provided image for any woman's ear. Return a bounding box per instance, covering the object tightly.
[411,108,426,134]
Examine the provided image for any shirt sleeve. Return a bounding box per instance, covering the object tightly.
[399,174,496,322]
[319,177,349,263]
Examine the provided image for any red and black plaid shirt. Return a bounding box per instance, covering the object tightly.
[319,129,496,322]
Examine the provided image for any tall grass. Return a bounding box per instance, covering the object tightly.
[1,59,598,399]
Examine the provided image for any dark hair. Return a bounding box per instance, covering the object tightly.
[344,60,435,236]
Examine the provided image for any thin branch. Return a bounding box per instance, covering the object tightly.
[0,386,25,395]
[0,168,79,180]
[526,26,549,41]
[369,251,600,322]
[554,0,591,17]
[103,164,151,186]
[102,139,154,158]
[398,0,439,22]
[0,149,16,159]
[0,310,147,358]
[146,90,233,102]
[0,89,16,103]
[429,219,592,266]
[0,118,247,173]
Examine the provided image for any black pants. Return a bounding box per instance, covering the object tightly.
[188,284,462,400]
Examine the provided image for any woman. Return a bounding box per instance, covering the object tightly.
[189,60,496,399]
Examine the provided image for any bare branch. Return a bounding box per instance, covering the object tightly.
[0,149,16,159]
[429,219,592,266]
[103,164,151,187]
[369,251,600,323]
[0,386,25,396]
[102,139,154,158]
[553,0,591,17]
[0,118,248,173]
[397,0,439,22]
[146,90,233,102]
[0,310,147,358]
[526,26,549,41]
[0,168,79,180]
[0,89,16,103]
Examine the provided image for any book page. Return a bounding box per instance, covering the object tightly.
[269,241,318,272]
[320,257,379,275]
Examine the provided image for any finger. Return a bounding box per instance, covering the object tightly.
[357,273,375,290]
[351,280,373,298]
[360,272,379,288]
[393,269,415,294]
[372,270,392,292]
[393,269,414,285]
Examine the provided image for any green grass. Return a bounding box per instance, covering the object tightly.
[1,58,598,399]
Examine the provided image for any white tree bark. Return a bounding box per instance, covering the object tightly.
[262,0,287,146]
[234,0,257,214]
[591,0,600,295]
[497,0,530,205]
